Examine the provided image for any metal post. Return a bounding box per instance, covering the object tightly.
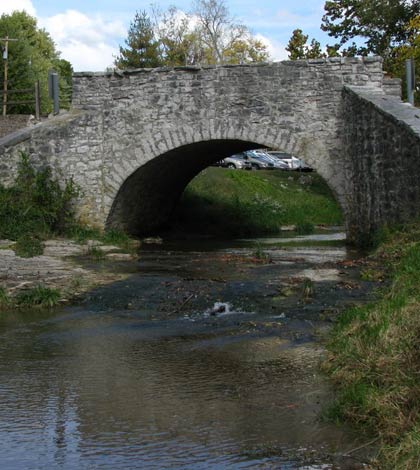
[48,70,60,115]
[52,73,59,115]
[34,80,40,120]
[406,58,415,106]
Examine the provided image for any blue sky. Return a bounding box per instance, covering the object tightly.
[1,0,334,71]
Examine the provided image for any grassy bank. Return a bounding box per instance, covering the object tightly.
[172,168,342,236]
[323,224,420,469]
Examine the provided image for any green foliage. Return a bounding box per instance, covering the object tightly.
[286,29,326,60]
[171,168,342,237]
[101,228,132,249]
[86,245,105,260]
[286,29,309,60]
[321,0,420,59]
[323,223,420,469]
[252,243,271,262]
[0,11,73,114]
[295,222,315,235]
[14,234,44,258]
[15,285,61,308]
[115,10,162,68]
[116,1,269,68]
[68,225,134,252]
[0,287,10,309]
[192,0,269,65]
[387,16,420,105]
[0,152,79,242]
[68,226,103,244]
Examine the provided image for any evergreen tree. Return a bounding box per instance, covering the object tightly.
[286,29,326,59]
[115,11,162,69]
[286,29,309,59]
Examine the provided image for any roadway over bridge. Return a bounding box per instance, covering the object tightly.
[0,57,419,243]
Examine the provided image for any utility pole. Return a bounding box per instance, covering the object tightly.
[1,36,19,116]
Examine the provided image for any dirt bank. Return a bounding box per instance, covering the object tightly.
[0,239,136,301]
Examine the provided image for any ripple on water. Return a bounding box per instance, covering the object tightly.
[0,233,373,469]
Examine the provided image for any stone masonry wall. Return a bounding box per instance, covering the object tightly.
[343,86,420,243]
[0,115,32,139]
[0,57,401,238]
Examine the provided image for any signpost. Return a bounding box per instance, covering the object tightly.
[1,36,19,116]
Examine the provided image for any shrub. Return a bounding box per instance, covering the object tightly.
[0,153,80,257]
[0,152,79,242]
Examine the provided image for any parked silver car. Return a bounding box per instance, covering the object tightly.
[241,150,275,170]
[214,154,252,169]
[267,151,313,171]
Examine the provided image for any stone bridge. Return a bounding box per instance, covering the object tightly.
[1,57,420,243]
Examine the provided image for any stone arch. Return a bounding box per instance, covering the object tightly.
[104,123,344,235]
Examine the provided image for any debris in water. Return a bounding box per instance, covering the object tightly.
[205,302,232,317]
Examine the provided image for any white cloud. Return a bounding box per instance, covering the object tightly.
[55,39,118,72]
[39,10,125,71]
[0,0,36,16]
[248,8,323,30]
[0,3,122,71]
[255,34,288,62]
[41,10,125,48]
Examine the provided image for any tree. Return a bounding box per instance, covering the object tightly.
[0,11,72,114]
[286,29,309,59]
[321,0,420,60]
[115,11,162,68]
[286,29,326,59]
[388,16,420,103]
[223,37,269,64]
[151,6,198,66]
[192,0,269,65]
[117,1,269,68]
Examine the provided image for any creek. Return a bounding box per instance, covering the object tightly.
[0,230,376,469]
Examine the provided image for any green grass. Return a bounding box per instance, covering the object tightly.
[69,226,135,251]
[15,285,61,308]
[14,234,44,258]
[0,285,61,309]
[171,168,342,237]
[86,245,105,260]
[323,223,420,469]
[0,287,10,309]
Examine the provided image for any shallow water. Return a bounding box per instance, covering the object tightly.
[0,232,375,469]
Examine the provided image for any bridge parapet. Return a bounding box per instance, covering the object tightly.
[71,57,384,111]
[344,86,420,243]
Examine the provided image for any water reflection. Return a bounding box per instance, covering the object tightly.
[0,234,368,469]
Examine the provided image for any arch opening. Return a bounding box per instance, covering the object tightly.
[106,139,343,237]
